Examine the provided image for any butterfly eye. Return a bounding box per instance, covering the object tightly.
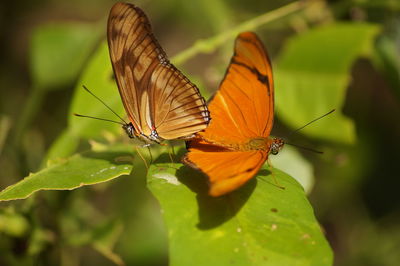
[271,146,279,155]
[123,123,136,139]
[270,138,284,155]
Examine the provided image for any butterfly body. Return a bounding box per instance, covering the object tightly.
[183,32,283,197]
[246,137,282,152]
[122,122,163,145]
[199,136,283,152]
[107,2,210,144]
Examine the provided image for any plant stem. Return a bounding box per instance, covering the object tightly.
[172,0,309,65]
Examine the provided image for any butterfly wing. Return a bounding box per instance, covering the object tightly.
[198,32,274,146]
[183,139,268,197]
[184,32,275,196]
[148,64,210,139]
[107,3,209,141]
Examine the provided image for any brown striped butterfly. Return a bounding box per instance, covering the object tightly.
[76,2,210,145]
[107,2,210,144]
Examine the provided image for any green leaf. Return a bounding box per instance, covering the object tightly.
[30,23,101,90]
[91,220,125,266]
[275,23,380,143]
[42,130,80,165]
[27,227,54,256]
[0,147,134,201]
[0,208,30,237]
[373,35,400,98]
[69,41,123,139]
[44,42,122,161]
[14,22,101,146]
[270,146,314,194]
[0,115,11,152]
[147,163,333,266]
[63,214,125,266]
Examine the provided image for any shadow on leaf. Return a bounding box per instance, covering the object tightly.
[176,165,256,230]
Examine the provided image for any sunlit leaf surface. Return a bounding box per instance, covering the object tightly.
[148,163,333,266]
[0,147,134,201]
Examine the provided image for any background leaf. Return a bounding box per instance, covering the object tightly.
[13,23,101,146]
[30,23,101,90]
[0,207,30,237]
[270,146,314,194]
[275,23,380,143]
[69,42,122,139]
[43,42,121,161]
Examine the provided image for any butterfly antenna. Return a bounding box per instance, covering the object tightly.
[73,113,125,125]
[282,109,335,154]
[167,143,175,163]
[170,143,176,157]
[285,142,323,154]
[288,109,335,138]
[82,85,128,125]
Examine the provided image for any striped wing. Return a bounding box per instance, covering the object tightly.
[107,2,209,141]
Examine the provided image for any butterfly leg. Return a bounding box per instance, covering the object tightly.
[167,143,175,163]
[147,145,153,165]
[135,146,149,170]
[266,159,285,190]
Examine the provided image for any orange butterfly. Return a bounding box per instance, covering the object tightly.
[107,2,210,144]
[183,32,284,197]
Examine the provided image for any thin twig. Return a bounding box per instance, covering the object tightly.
[172,1,308,65]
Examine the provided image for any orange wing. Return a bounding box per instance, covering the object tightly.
[107,3,209,142]
[184,139,268,196]
[183,32,275,196]
[197,32,274,147]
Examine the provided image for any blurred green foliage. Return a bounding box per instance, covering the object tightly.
[0,0,399,265]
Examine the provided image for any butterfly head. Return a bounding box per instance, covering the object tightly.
[122,123,136,139]
[270,138,284,155]
[122,122,163,144]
